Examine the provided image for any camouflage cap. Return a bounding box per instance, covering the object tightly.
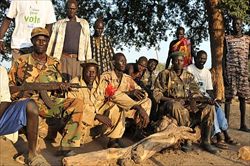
[31,27,50,39]
[171,51,184,59]
[80,59,99,67]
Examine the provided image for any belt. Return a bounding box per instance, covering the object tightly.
[62,53,78,58]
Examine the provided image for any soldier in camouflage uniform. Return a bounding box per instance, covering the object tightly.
[153,52,217,154]
[8,27,85,156]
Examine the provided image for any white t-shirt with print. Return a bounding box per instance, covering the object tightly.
[187,64,213,96]
[6,0,56,49]
[0,66,11,103]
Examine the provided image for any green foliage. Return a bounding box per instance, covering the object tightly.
[0,0,249,62]
[220,0,249,22]
[220,0,250,34]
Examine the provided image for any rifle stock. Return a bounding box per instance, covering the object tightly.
[9,82,90,94]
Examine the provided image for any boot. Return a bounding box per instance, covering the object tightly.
[107,138,122,148]
[200,125,218,154]
[181,140,193,152]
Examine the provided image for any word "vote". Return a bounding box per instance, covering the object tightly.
[24,15,40,24]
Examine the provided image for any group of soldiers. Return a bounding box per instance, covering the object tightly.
[0,0,249,166]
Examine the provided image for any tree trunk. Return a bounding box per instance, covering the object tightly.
[205,0,225,100]
[62,116,201,166]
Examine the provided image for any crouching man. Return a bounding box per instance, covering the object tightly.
[68,53,150,148]
[153,52,218,154]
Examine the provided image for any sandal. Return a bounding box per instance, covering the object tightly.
[225,137,240,145]
[13,153,25,165]
[214,140,228,149]
[26,154,50,166]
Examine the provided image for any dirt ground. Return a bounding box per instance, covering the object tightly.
[0,103,249,166]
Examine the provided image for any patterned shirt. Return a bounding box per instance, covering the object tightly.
[8,54,64,116]
[47,16,91,61]
[91,35,114,73]
[153,69,201,103]
[224,35,250,99]
[169,38,192,67]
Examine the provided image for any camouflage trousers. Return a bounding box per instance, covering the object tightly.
[36,98,84,148]
[81,97,151,144]
[160,100,214,128]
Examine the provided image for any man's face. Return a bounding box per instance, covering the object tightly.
[94,21,104,37]
[233,19,242,33]
[32,35,49,54]
[137,60,147,73]
[147,60,157,72]
[83,65,97,85]
[114,55,127,72]
[67,2,77,19]
[176,29,185,40]
[172,56,184,70]
[195,53,207,69]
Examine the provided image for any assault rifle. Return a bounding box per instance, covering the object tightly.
[9,82,91,109]
[175,96,216,113]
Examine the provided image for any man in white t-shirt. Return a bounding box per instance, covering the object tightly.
[0,66,49,165]
[0,0,56,63]
[187,50,238,149]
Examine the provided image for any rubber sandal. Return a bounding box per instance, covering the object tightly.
[26,154,50,166]
[14,154,25,165]
[214,141,228,149]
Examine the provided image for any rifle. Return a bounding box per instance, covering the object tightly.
[9,82,91,109]
[173,96,215,113]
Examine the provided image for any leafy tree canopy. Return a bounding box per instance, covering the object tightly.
[0,0,249,62]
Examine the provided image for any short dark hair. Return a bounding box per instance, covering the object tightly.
[112,52,126,61]
[148,58,158,65]
[176,26,185,33]
[94,17,104,27]
[66,0,78,7]
[196,50,207,58]
[137,56,148,64]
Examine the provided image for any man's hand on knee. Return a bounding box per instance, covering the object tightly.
[133,105,149,128]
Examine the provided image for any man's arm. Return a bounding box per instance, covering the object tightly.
[0,17,12,53]
[165,42,174,69]
[45,24,53,36]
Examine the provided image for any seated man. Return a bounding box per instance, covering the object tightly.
[153,51,218,154]
[68,56,150,147]
[140,58,159,121]
[98,53,151,143]
[8,27,85,157]
[130,56,148,82]
[187,50,238,148]
[0,66,49,166]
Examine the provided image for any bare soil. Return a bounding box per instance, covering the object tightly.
[0,103,249,166]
